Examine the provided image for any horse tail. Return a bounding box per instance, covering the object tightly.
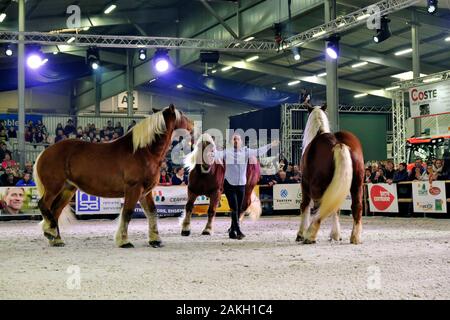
[33,151,46,198]
[242,190,262,221]
[318,143,353,219]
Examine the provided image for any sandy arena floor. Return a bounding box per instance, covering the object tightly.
[0,214,449,300]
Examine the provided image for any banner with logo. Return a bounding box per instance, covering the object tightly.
[341,194,352,211]
[0,114,43,130]
[412,181,447,213]
[0,186,40,216]
[368,183,399,213]
[117,91,138,110]
[273,184,301,210]
[409,80,450,118]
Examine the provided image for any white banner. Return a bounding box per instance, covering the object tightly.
[341,194,352,211]
[273,184,301,210]
[409,80,450,118]
[117,91,138,110]
[412,181,447,213]
[368,183,399,213]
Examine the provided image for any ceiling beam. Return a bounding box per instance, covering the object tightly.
[219,54,391,98]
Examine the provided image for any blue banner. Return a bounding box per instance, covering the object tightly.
[0,114,43,129]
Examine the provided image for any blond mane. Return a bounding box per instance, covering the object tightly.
[184,133,216,171]
[132,107,181,152]
[302,106,330,155]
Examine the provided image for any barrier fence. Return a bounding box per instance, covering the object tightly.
[0,181,448,220]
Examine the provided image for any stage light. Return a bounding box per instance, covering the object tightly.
[427,0,437,14]
[373,16,391,43]
[138,49,147,61]
[326,35,340,60]
[317,72,327,77]
[221,65,232,72]
[245,55,259,62]
[86,47,100,70]
[272,87,276,90]
[27,54,44,69]
[294,53,300,61]
[153,49,171,74]
[394,48,412,56]
[354,93,368,98]
[104,4,117,14]
[244,36,254,41]
[67,36,76,44]
[292,47,300,61]
[351,61,368,68]
[5,45,13,56]
[288,80,300,86]
[176,84,183,89]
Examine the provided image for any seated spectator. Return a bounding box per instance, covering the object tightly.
[371,168,386,183]
[2,173,17,186]
[54,129,66,143]
[23,161,33,175]
[127,120,136,132]
[0,129,8,143]
[286,164,294,178]
[413,158,425,175]
[55,123,64,136]
[2,153,16,170]
[437,157,450,181]
[0,120,5,132]
[16,173,36,186]
[171,167,187,185]
[112,132,119,141]
[0,142,11,162]
[81,133,90,142]
[7,127,17,139]
[159,169,172,186]
[36,120,47,135]
[115,122,124,136]
[260,174,277,186]
[419,164,435,182]
[432,159,443,180]
[24,127,33,142]
[88,131,95,142]
[33,131,44,144]
[364,168,372,184]
[64,119,76,136]
[289,165,301,183]
[388,162,409,184]
[26,120,34,131]
[384,160,396,180]
[76,127,84,139]
[275,170,292,184]
[106,120,114,131]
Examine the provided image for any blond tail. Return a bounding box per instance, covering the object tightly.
[33,151,45,198]
[317,144,353,219]
[240,190,262,222]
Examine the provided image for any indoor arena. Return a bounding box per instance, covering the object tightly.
[0,0,449,301]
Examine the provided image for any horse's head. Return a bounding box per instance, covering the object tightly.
[155,104,194,135]
[184,133,216,173]
[307,103,327,114]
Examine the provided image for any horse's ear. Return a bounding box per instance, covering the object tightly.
[168,104,176,113]
[307,105,315,113]
[321,103,327,111]
[152,108,160,113]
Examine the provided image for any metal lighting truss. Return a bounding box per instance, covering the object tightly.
[0,31,279,52]
[0,0,419,52]
[390,70,450,163]
[285,0,420,47]
[281,103,392,163]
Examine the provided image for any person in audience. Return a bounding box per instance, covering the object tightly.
[81,133,90,142]
[0,187,25,214]
[127,120,136,132]
[432,159,443,180]
[384,160,396,180]
[76,127,84,139]
[419,164,434,182]
[64,119,76,136]
[16,172,36,187]
[413,158,425,175]
[159,169,172,186]
[275,170,292,184]
[0,129,8,143]
[387,162,409,184]
[112,132,119,141]
[24,127,33,142]
[285,164,294,178]
[106,120,114,132]
[171,167,188,185]
[371,168,386,183]
[55,123,64,136]
[88,131,95,142]
[115,122,124,136]
[23,161,33,175]
[54,129,66,143]
[7,127,17,139]
[364,168,372,184]
[289,165,301,183]
[2,173,17,187]
[33,131,44,144]
[36,120,47,135]
[1,153,16,170]
[0,120,5,132]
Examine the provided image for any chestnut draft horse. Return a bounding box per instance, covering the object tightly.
[34,104,193,248]
[296,105,364,244]
[181,133,262,236]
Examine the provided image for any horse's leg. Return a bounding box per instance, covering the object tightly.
[181,190,197,236]
[296,195,312,242]
[46,184,77,247]
[115,186,142,248]
[140,193,163,248]
[38,184,64,242]
[202,191,220,235]
[350,184,363,244]
[329,211,342,241]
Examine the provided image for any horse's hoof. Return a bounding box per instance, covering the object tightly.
[295,235,304,242]
[329,237,342,242]
[149,241,163,248]
[303,239,316,244]
[119,242,134,248]
[201,230,211,236]
[49,239,65,247]
[181,230,190,236]
[44,232,55,241]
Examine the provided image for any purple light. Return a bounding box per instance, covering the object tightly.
[326,47,338,60]
[154,58,169,73]
[27,53,43,69]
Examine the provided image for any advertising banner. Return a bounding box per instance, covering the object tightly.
[368,183,399,213]
[341,194,352,211]
[0,114,43,130]
[273,184,301,210]
[408,80,450,118]
[0,186,40,216]
[412,181,447,213]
